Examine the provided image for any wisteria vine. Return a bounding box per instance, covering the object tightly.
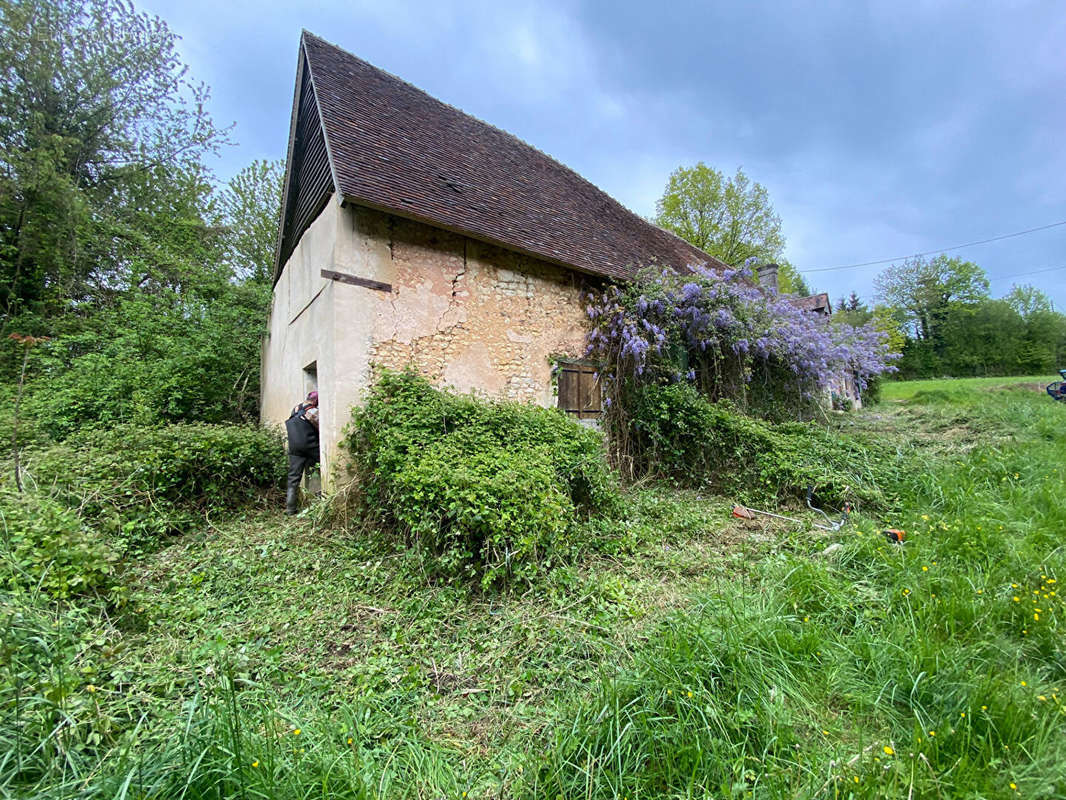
[584,263,898,420]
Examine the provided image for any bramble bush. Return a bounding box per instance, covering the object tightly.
[628,382,899,507]
[0,491,120,599]
[12,424,285,561]
[344,371,620,588]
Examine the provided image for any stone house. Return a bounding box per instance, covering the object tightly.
[261,32,720,482]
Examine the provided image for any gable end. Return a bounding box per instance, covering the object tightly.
[274,43,337,284]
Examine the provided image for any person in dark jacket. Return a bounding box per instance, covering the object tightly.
[284,390,320,514]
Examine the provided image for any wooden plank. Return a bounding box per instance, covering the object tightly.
[578,368,600,417]
[558,368,578,414]
[320,269,392,293]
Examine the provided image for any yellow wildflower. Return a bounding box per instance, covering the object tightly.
[882,745,894,755]
[928,730,936,737]
[252,760,259,768]
[293,728,301,736]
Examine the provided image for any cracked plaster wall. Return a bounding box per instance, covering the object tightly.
[262,200,591,486]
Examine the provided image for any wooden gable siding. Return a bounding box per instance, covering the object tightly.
[276,55,336,278]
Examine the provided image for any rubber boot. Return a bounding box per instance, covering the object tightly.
[285,486,299,515]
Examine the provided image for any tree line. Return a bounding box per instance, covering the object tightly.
[654,164,1066,380]
[852,256,1065,379]
[1,0,283,443]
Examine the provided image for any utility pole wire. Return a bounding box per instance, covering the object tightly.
[986,264,1066,282]
[799,219,1066,274]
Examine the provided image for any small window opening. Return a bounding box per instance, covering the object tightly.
[557,361,601,419]
[303,361,318,396]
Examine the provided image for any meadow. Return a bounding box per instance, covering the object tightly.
[3,375,1064,799]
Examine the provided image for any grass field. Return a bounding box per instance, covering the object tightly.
[880,373,1060,401]
[3,377,1065,798]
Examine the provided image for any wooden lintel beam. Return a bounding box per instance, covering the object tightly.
[320,268,392,293]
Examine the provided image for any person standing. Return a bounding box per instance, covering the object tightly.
[284,390,320,515]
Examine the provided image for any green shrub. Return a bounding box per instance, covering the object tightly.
[17,423,285,553]
[344,371,620,588]
[0,491,120,599]
[626,382,896,507]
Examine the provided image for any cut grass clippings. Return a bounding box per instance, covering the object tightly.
[2,375,1064,798]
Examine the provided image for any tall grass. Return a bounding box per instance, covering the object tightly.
[2,380,1063,798]
[0,600,472,799]
[520,385,1066,798]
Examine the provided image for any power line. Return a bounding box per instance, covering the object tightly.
[799,219,1066,274]
[987,264,1066,282]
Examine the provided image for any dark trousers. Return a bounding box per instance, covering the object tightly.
[287,452,318,490]
[286,451,319,512]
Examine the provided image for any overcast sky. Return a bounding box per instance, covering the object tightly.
[140,0,1066,309]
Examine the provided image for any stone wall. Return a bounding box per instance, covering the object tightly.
[368,210,589,407]
[262,199,593,485]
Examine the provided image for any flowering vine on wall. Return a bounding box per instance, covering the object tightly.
[584,262,898,424]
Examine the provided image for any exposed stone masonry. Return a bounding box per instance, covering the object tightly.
[366,209,591,406]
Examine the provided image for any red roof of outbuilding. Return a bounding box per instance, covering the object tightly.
[790,293,832,315]
[276,32,723,283]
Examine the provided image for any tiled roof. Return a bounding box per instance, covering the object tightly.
[790,293,832,314]
[295,31,723,282]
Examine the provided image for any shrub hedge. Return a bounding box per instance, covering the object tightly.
[344,371,620,588]
[627,382,897,507]
[2,423,285,599]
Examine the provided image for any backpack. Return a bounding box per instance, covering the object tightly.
[285,402,319,456]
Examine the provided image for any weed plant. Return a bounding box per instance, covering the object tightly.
[521,382,1066,798]
[2,377,1063,798]
[344,371,620,588]
[627,382,903,507]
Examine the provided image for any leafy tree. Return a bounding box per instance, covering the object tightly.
[0,0,228,323]
[869,306,907,359]
[776,262,811,296]
[216,159,284,283]
[873,254,989,341]
[655,163,785,268]
[1004,284,1054,319]
[0,1,284,436]
[834,292,873,327]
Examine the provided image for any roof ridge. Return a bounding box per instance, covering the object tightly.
[289,31,720,281]
[301,31,700,259]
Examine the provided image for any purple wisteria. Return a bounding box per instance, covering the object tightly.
[584,265,898,416]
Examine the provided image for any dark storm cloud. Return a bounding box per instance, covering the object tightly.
[140,0,1066,308]
[570,0,1066,304]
